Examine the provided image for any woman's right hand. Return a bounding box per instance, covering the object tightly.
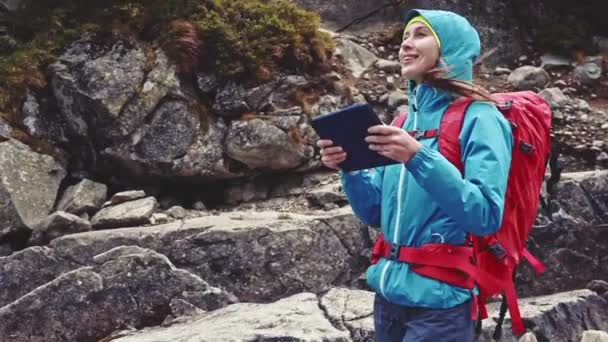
[317,139,346,170]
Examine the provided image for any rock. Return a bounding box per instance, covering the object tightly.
[519,332,538,342]
[334,37,378,78]
[388,90,408,108]
[56,179,108,215]
[320,287,374,339]
[594,36,608,53]
[109,190,146,206]
[538,88,569,110]
[131,100,198,163]
[30,211,92,244]
[573,62,602,85]
[151,213,170,225]
[508,66,550,90]
[494,67,512,75]
[21,91,66,142]
[0,243,11,256]
[170,117,242,181]
[192,201,206,211]
[225,118,308,171]
[196,73,219,93]
[311,94,346,115]
[50,210,370,302]
[0,115,11,139]
[554,171,608,223]
[375,58,402,73]
[0,139,66,240]
[223,180,269,205]
[582,331,608,342]
[166,206,187,219]
[50,35,148,139]
[476,290,608,341]
[575,99,592,113]
[540,54,572,70]
[0,247,232,342]
[110,293,350,342]
[587,280,608,295]
[0,246,78,307]
[90,196,158,229]
[212,81,250,117]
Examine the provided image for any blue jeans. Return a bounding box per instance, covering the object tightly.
[374,294,475,342]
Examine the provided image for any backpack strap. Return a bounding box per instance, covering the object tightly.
[392,112,408,128]
[438,97,475,174]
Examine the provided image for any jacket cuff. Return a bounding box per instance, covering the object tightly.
[404,145,433,175]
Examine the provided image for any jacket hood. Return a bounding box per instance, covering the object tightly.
[404,9,481,83]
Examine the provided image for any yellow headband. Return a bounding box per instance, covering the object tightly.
[404,16,441,49]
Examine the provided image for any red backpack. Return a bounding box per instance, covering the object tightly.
[370,91,551,337]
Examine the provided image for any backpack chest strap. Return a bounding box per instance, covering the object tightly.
[407,129,439,140]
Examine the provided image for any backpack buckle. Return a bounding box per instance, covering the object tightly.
[387,243,400,261]
[488,242,507,261]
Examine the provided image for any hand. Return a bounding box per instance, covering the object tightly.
[365,125,422,163]
[317,139,346,170]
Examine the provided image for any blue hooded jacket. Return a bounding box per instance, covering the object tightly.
[341,9,513,309]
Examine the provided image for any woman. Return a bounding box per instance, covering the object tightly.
[317,9,513,342]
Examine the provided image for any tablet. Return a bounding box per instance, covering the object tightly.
[311,103,399,171]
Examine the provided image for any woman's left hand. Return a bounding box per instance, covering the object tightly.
[366,125,422,163]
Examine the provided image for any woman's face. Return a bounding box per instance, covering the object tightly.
[399,22,440,82]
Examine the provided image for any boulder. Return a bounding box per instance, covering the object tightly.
[0,139,66,240]
[333,37,378,79]
[507,66,550,90]
[90,196,158,229]
[30,211,92,244]
[108,190,146,206]
[56,179,107,215]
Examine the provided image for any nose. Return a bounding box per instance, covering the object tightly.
[401,36,413,51]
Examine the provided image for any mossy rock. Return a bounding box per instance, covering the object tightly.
[0,0,334,122]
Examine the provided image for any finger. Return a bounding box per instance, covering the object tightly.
[317,139,334,148]
[369,144,391,152]
[368,125,399,135]
[324,146,344,155]
[365,135,393,144]
[322,153,346,164]
[320,147,344,157]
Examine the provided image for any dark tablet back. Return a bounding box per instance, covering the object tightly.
[311,103,399,171]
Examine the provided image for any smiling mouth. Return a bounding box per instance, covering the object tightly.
[401,55,418,64]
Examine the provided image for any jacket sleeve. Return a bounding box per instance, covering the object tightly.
[340,167,384,226]
[404,102,512,236]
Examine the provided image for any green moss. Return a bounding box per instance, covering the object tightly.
[0,0,333,119]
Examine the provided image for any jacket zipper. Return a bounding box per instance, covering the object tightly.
[379,85,419,297]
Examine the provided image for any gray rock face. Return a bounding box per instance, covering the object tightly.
[213,81,250,117]
[225,118,308,171]
[30,211,92,244]
[539,87,569,110]
[91,196,158,229]
[334,37,378,79]
[50,35,147,139]
[0,115,11,139]
[477,290,608,342]
[582,331,608,342]
[109,287,607,342]
[56,178,108,215]
[0,246,231,342]
[517,171,608,297]
[0,139,66,240]
[540,54,572,70]
[132,100,198,163]
[0,246,78,307]
[109,190,146,206]
[110,293,350,342]
[48,210,370,302]
[573,62,602,85]
[507,66,551,90]
[375,59,402,74]
[21,91,66,142]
